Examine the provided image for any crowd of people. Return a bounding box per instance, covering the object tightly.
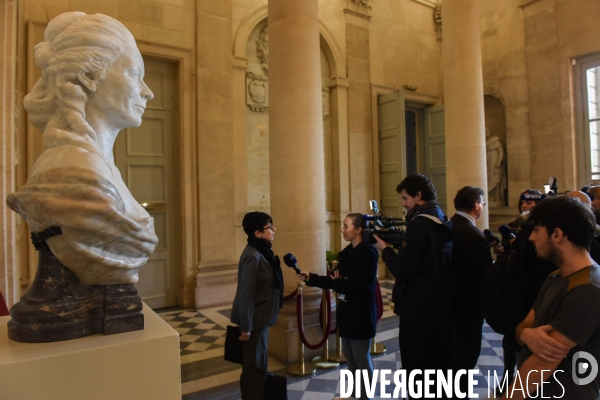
[229,174,600,400]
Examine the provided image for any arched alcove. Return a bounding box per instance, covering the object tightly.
[232,6,347,254]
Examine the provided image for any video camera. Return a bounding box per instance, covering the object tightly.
[519,176,559,204]
[544,176,559,197]
[362,200,407,248]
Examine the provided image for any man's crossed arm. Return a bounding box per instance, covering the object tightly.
[501,309,573,400]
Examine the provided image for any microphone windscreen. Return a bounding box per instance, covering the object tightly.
[499,225,516,238]
[283,253,297,267]
[483,229,500,246]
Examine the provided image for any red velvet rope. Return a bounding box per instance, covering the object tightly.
[283,288,298,301]
[375,280,384,321]
[296,288,332,350]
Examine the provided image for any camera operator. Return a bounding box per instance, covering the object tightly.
[372,173,453,378]
[449,186,493,394]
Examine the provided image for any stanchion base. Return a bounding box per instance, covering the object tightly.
[328,354,346,363]
[287,362,317,376]
[370,342,386,355]
[311,356,339,369]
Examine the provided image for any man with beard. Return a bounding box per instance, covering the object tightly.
[373,174,453,387]
[502,196,600,399]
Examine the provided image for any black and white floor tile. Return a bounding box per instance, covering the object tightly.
[158,280,506,400]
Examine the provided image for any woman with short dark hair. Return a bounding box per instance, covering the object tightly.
[231,211,283,400]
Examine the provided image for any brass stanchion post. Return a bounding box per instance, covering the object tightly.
[328,289,346,364]
[311,288,339,369]
[370,338,386,355]
[329,260,346,364]
[371,275,387,355]
[287,281,317,376]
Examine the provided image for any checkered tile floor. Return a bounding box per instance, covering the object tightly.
[282,325,504,400]
[160,310,227,356]
[159,280,507,400]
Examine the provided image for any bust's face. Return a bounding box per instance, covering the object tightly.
[87,45,153,130]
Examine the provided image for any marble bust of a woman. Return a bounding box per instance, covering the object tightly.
[7,12,158,286]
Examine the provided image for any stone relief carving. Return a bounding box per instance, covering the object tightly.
[486,127,508,205]
[434,5,442,41]
[349,0,372,10]
[346,0,372,16]
[322,86,330,118]
[246,71,269,112]
[6,12,157,342]
[255,24,268,75]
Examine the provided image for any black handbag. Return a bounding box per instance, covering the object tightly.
[224,325,244,364]
[264,373,288,400]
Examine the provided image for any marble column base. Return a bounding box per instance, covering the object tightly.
[8,245,143,343]
[268,298,338,364]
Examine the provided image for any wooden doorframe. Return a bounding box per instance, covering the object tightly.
[137,43,198,309]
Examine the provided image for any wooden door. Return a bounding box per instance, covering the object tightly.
[424,105,447,213]
[377,91,406,219]
[115,58,179,309]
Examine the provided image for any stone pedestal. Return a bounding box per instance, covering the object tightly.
[268,302,338,365]
[8,240,144,343]
[0,303,181,400]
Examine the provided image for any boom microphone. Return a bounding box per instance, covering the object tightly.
[499,225,516,240]
[283,253,302,275]
[483,229,500,247]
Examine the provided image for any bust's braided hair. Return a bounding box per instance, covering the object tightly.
[24,12,136,150]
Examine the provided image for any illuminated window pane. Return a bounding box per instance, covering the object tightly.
[591,121,600,174]
[588,67,600,120]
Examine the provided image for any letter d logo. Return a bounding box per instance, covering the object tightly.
[572,351,598,386]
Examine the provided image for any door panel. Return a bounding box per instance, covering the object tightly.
[377,91,405,219]
[424,105,446,213]
[115,58,178,309]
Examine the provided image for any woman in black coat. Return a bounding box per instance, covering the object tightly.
[298,213,378,400]
[231,211,283,400]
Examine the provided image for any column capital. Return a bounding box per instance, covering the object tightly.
[343,0,372,20]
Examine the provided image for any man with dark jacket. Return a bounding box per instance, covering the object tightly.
[373,174,453,382]
[450,186,493,394]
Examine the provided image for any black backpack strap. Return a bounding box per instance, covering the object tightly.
[31,226,63,251]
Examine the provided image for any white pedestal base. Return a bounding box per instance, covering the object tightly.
[0,303,181,400]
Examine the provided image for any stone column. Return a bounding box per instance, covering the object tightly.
[344,0,373,214]
[268,0,326,288]
[0,0,19,306]
[195,1,239,308]
[442,0,489,228]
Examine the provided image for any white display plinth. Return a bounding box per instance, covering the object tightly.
[0,303,181,400]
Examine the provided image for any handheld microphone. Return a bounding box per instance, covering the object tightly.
[483,229,500,247]
[499,225,516,240]
[283,253,302,275]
